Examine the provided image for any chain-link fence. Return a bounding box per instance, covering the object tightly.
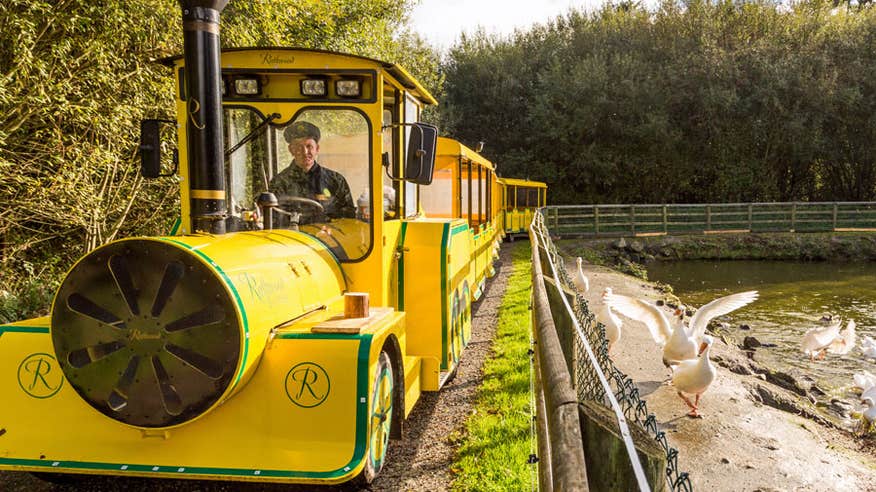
[531,210,693,492]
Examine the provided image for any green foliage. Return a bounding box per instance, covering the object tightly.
[452,243,533,491]
[0,0,440,320]
[440,0,876,205]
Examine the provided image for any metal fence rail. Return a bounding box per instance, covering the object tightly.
[544,201,876,237]
[531,210,692,491]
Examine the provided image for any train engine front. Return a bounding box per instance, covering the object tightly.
[0,0,440,485]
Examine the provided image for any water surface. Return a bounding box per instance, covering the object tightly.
[647,260,876,398]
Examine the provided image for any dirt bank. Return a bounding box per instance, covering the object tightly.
[569,260,876,491]
[558,232,876,281]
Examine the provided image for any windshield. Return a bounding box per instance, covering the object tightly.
[223,107,373,261]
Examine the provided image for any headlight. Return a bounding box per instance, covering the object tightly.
[301,78,327,96]
[234,77,260,96]
[335,79,361,98]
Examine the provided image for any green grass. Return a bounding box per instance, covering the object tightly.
[451,242,534,491]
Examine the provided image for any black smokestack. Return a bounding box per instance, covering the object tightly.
[179,0,229,234]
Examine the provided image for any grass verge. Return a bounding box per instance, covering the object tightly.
[451,242,534,491]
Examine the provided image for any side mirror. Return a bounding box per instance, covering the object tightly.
[140,119,178,178]
[404,122,438,185]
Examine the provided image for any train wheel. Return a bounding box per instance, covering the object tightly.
[449,292,460,366]
[461,281,472,347]
[360,350,393,484]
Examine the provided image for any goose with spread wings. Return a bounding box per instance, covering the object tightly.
[604,290,758,369]
[801,318,856,361]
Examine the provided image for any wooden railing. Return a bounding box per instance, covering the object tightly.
[544,202,876,238]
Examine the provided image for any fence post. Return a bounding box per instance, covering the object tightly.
[706,205,712,232]
[748,204,753,231]
[630,205,636,235]
[662,205,667,234]
[832,203,838,230]
[594,206,600,237]
[791,202,797,232]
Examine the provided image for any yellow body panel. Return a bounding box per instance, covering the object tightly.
[0,311,406,484]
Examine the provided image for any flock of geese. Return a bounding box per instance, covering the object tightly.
[573,257,876,433]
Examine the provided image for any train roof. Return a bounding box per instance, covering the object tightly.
[497,177,547,188]
[159,47,437,105]
[436,137,494,170]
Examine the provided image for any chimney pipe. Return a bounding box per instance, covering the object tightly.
[179,0,229,234]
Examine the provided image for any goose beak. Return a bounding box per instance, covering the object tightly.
[698,341,709,356]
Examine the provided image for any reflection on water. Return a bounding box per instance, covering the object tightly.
[647,260,876,398]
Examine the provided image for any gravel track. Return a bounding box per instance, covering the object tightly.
[0,247,512,492]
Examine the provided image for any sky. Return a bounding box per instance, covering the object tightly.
[409,0,604,51]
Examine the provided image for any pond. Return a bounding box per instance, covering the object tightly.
[646,260,876,400]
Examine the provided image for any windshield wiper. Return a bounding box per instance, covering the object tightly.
[224,112,280,158]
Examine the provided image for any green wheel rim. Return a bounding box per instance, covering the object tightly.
[369,355,393,469]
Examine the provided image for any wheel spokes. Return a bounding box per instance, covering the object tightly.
[67,340,127,368]
[107,355,141,411]
[151,261,185,317]
[67,293,126,329]
[165,343,224,379]
[165,304,225,332]
[108,255,140,316]
[151,356,183,416]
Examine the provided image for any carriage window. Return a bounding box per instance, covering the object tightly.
[421,165,453,217]
[528,188,539,208]
[222,106,373,261]
[516,186,528,208]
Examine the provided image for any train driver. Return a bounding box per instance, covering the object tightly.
[270,121,356,221]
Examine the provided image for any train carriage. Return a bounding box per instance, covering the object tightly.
[497,177,548,239]
[0,1,500,486]
[421,137,502,300]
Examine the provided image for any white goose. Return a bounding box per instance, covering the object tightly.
[574,257,589,293]
[602,291,674,347]
[861,336,876,360]
[596,288,623,353]
[662,307,696,369]
[605,290,758,371]
[801,319,856,361]
[672,335,716,418]
[853,370,876,393]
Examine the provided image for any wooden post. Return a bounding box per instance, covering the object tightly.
[579,401,667,491]
[833,203,838,230]
[630,205,636,235]
[344,292,369,318]
[791,202,797,232]
[594,206,600,237]
[706,205,712,232]
[662,205,668,234]
[748,203,753,231]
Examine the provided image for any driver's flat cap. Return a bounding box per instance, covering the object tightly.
[284,121,320,143]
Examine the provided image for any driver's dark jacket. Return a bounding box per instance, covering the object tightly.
[270,161,355,220]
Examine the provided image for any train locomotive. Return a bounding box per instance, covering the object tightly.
[0,0,513,485]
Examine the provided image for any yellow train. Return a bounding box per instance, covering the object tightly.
[0,1,551,487]
[498,177,548,239]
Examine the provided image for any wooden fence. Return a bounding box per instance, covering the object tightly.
[544,201,876,238]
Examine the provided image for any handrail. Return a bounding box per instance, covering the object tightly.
[530,226,589,491]
[547,201,876,237]
[531,215,652,491]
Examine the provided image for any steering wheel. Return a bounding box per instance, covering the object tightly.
[276,195,326,228]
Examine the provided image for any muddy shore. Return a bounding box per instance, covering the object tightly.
[568,258,876,491]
